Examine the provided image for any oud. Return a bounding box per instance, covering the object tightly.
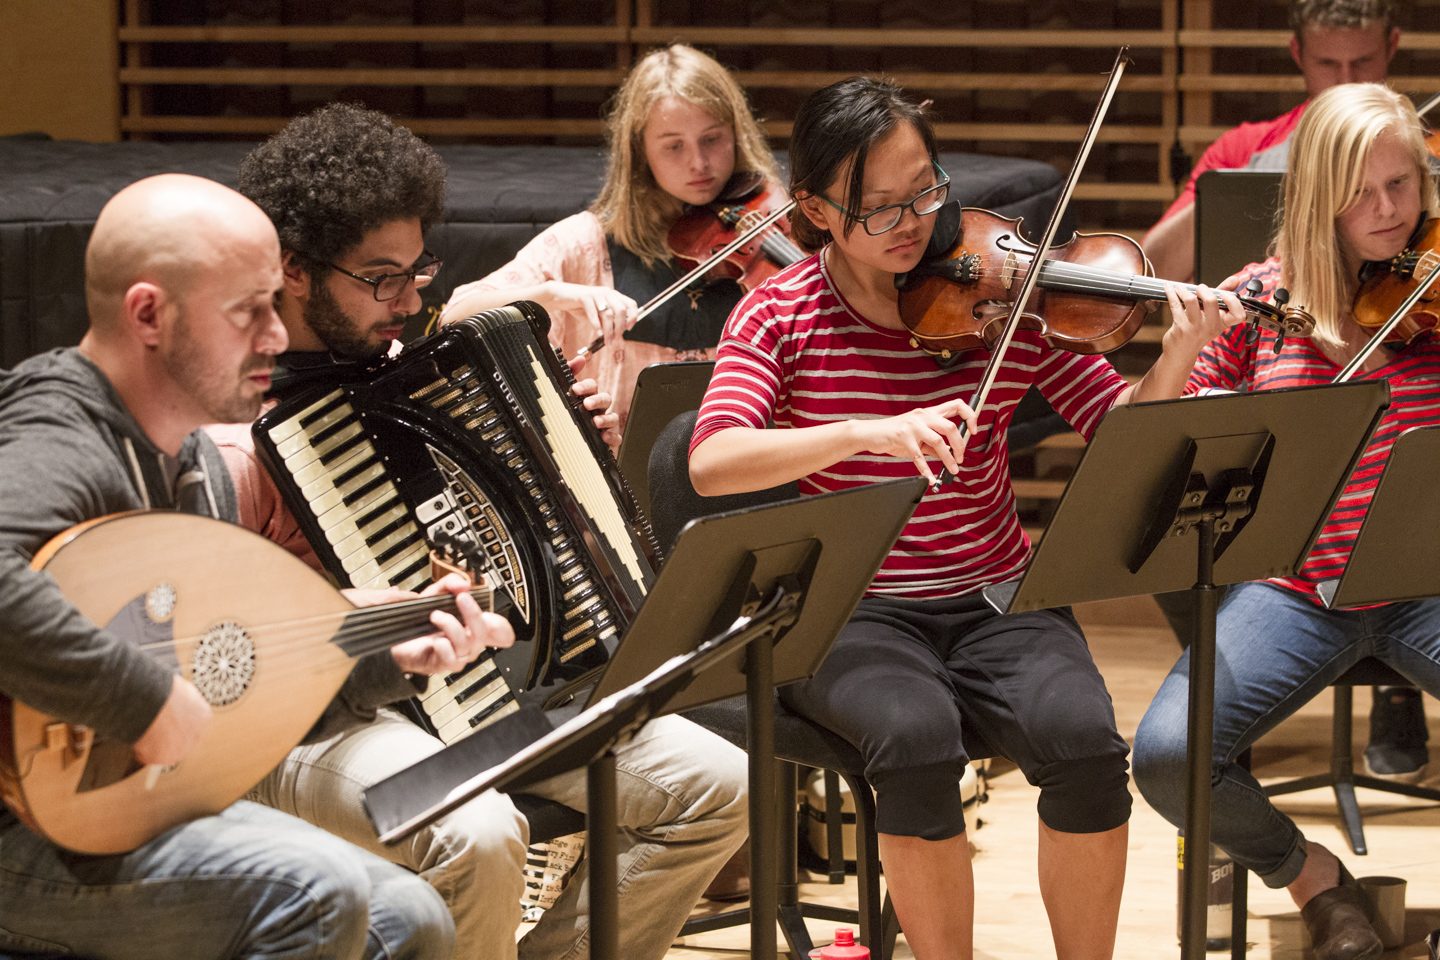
[0,510,493,855]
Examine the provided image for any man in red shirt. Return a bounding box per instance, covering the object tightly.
[1142,0,1399,283]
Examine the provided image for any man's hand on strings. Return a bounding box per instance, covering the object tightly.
[851,397,978,485]
[345,574,515,677]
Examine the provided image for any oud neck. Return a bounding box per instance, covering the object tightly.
[332,587,492,660]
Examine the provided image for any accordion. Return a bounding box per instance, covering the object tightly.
[253,302,660,744]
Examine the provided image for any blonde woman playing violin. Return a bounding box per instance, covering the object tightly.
[440,44,783,440]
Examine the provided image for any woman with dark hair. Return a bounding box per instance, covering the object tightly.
[689,76,1242,959]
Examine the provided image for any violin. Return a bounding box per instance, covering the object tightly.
[576,175,801,359]
[665,173,805,291]
[1353,215,1440,345]
[896,206,1316,365]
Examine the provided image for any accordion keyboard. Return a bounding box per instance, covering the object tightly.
[265,387,430,592]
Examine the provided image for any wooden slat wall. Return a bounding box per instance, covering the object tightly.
[112,0,1440,224]
[115,0,1178,214]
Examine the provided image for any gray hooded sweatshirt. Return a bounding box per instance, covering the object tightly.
[0,348,417,810]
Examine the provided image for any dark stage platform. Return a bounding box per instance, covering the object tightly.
[0,135,1068,368]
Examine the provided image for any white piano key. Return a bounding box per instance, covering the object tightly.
[266,389,344,444]
[275,402,357,459]
[436,692,517,744]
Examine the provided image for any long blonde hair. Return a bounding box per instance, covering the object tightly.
[1277,82,1438,351]
[589,44,779,267]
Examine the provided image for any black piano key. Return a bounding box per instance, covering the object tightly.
[331,452,381,488]
[318,431,368,467]
[388,554,431,586]
[466,694,515,730]
[341,474,388,508]
[296,394,350,430]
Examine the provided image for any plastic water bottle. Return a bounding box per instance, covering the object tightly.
[1176,833,1233,950]
[808,928,869,960]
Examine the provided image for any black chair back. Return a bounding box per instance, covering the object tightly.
[646,409,800,561]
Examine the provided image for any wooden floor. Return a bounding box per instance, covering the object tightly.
[659,602,1440,960]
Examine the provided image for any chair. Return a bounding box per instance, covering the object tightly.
[648,410,900,959]
[513,794,587,843]
[1262,657,1440,856]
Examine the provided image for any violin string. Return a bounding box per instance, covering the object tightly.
[950,253,1244,305]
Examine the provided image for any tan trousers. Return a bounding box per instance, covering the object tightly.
[250,709,748,960]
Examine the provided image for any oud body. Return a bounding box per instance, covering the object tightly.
[0,511,418,855]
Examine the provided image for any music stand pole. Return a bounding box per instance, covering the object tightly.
[1182,520,1219,958]
[748,623,779,958]
[588,750,619,955]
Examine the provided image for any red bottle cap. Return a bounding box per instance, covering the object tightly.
[818,928,869,959]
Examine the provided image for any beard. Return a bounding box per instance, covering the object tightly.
[165,308,272,424]
[304,276,392,360]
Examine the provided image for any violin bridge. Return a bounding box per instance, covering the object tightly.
[1001,251,1019,290]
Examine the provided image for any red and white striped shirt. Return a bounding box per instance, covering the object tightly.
[1189,257,1440,602]
[692,252,1129,599]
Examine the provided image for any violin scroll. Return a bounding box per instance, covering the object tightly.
[1238,280,1314,355]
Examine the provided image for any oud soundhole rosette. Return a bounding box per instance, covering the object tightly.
[192,621,256,706]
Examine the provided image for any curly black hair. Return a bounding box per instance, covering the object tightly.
[238,102,447,265]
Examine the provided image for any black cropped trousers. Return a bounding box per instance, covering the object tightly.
[780,592,1132,840]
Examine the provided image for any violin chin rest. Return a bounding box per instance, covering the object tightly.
[925,201,963,259]
[896,201,966,291]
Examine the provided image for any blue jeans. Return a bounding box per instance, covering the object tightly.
[0,801,453,959]
[1133,582,1440,888]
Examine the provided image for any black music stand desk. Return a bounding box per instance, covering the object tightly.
[365,476,924,960]
[1319,423,1440,609]
[982,381,1389,960]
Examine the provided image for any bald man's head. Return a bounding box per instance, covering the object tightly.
[85,174,280,336]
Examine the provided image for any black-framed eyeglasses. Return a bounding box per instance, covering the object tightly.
[308,251,443,302]
[818,163,951,236]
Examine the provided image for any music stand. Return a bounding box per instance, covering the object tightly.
[982,381,1389,960]
[365,476,924,960]
[615,360,714,518]
[1194,170,1283,287]
[1318,424,1440,609]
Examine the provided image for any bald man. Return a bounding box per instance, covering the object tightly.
[0,174,493,959]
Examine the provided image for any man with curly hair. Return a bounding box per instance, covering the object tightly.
[207,102,749,960]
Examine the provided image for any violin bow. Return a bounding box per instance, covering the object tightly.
[1333,259,1440,383]
[574,200,797,360]
[933,47,1131,489]
[1416,91,1440,120]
